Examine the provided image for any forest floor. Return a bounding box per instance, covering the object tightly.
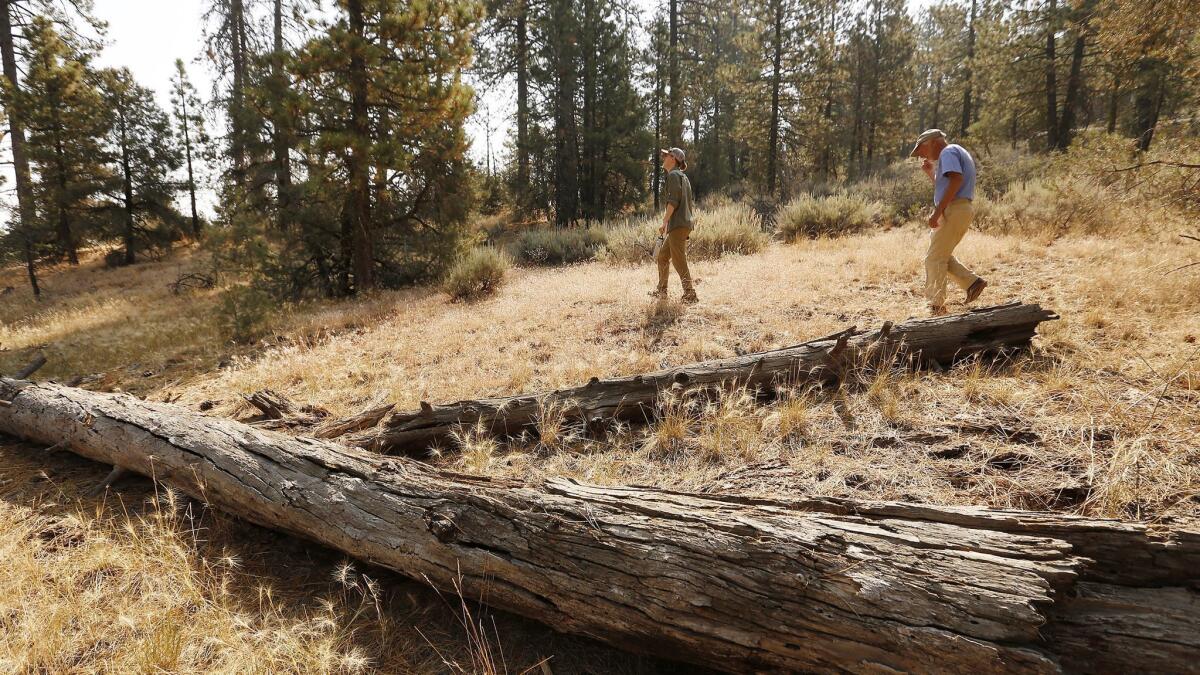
[1,223,1198,672]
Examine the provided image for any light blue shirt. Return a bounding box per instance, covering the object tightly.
[934,144,976,205]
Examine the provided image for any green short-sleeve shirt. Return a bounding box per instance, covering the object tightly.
[665,169,695,232]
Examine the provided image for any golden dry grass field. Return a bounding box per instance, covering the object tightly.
[1,216,1199,672]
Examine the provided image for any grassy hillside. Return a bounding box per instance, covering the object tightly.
[2,178,1198,670]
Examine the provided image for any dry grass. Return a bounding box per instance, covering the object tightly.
[2,212,1199,669]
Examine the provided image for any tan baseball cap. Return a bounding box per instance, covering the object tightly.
[660,147,687,170]
[909,129,947,157]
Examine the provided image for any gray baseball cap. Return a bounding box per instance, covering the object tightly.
[909,129,947,157]
[660,147,687,170]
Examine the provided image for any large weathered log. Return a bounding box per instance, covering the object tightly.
[350,302,1059,454]
[2,378,1195,673]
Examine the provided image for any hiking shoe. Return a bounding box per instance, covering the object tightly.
[682,291,699,304]
[965,278,988,303]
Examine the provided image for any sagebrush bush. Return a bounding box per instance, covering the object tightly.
[443,247,509,301]
[855,165,930,222]
[778,193,884,240]
[976,177,1129,237]
[599,205,768,264]
[509,227,607,265]
[688,203,770,258]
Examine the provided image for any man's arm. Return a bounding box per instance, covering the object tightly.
[663,172,681,233]
[922,158,935,182]
[928,172,964,228]
[662,204,676,233]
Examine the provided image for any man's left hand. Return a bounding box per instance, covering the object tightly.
[927,211,941,229]
[661,220,668,234]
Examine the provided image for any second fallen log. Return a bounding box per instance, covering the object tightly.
[350,302,1058,453]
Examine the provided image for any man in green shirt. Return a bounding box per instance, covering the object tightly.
[653,147,698,303]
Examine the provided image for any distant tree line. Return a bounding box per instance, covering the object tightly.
[0,0,1196,299]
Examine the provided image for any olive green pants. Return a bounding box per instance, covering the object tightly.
[656,227,694,293]
[925,199,979,306]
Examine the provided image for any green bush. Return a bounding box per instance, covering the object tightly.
[509,227,608,265]
[219,283,275,343]
[599,205,768,264]
[778,193,884,240]
[443,247,510,301]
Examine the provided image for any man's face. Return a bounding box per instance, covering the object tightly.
[663,154,676,171]
[916,141,935,161]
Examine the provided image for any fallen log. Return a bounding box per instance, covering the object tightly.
[2,377,1195,673]
[349,302,1058,454]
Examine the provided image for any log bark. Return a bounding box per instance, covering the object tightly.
[1,377,1195,673]
[351,303,1058,454]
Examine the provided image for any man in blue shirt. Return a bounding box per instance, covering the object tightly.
[910,129,988,314]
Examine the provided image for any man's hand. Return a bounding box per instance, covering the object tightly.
[660,220,668,235]
[921,158,935,182]
[927,209,942,229]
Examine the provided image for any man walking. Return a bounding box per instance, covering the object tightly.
[652,147,698,304]
[910,129,987,315]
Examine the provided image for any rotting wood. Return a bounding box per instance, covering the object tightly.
[348,303,1058,454]
[0,377,1195,674]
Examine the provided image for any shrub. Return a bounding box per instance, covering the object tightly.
[688,203,770,259]
[975,177,1128,237]
[443,247,510,301]
[219,283,275,343]
[598,205,768,264]
[778,193,884,240]
[509,227,607,265]
[856,166,930,222]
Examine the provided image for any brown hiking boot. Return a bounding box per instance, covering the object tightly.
[682,291,699,304]
[965,278,988,303]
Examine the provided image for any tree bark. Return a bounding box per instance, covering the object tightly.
[667,0,681,145]
[271,0,293,231]
[1056,10,1088,150]
[346,0,375,291]
[1044,0,1059,150]
[1,0,41,297]
[351,303,1058,454]
[767,0,783,198]
[0,377,1195,673]
[960,0,976,136]
[514,0,530,211]
[119,106,137,266]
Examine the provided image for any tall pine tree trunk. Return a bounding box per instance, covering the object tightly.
[118,109,137,266]
[1056,28,1086,149]
[652,48,662,211]
[960,0,976,136]
[271,0,293,230]
[515,0,530,211]
[1,0,41,297]
[1106,72,1120,134]
[1133,60,1163,152]
[1044,0,1059,150]
[346,0,374,291]
[668,0,681,145]
[767,0,782,198]
[230,0,249,179]
[552,0,578,228]
[50,113,79,265]
[180,85,201,238]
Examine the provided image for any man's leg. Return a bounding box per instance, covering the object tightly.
[668,228,697,300]
[943,202,979,290]
[924,207,970,308]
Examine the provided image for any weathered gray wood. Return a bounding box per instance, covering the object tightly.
[1,377,1195,673]
[350,302,1059,454]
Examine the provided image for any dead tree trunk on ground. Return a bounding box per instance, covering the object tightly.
[350,303,1058,454]
[0,377,1194,673]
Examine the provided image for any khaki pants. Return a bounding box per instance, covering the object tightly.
[656,227,694,294]
[925,199,979,306]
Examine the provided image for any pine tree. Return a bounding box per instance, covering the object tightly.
[170,59,209,238]
[19,17,109,266]
[99,67,184,265]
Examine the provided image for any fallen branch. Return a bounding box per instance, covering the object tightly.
[0,377,1194,673]
[350,303,1058,454]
